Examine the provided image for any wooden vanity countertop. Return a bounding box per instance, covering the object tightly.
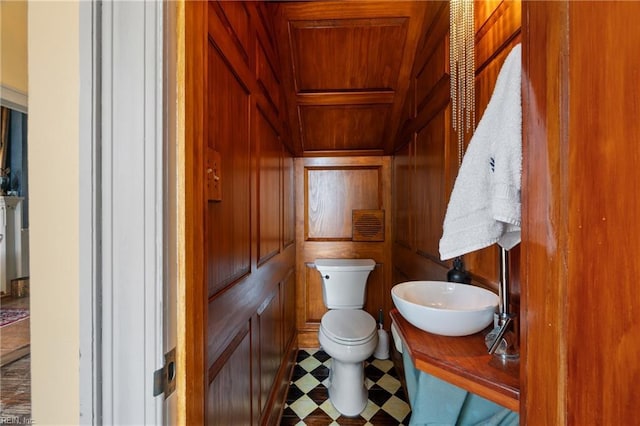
[390,309,520,412]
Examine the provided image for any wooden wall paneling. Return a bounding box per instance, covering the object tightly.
[282,149,295,248]
[392,0,521,289]
[396,80,416,143]
[475,0,521,76]
[184,1,207,423]
[257,106,281,265]
[523,2,640,423]
[206,324,252,425]
[294,158,309,346]
[461,1,522,290]
[204,248,295,414]
[208,3,255,91]
[391,2,451,284]
[299,104,392,153]
[206,42,252,295]
[362,265,388,328]
[214,1,252,67]
[567,4,640,419]
[261,274,299,425]
[393,139,413,249]
[282,268,296,351]
[304,262,326,324]
[196,2,298,424]
[256,38,280,114]
[289,17,408,92]
[414,111,447,264]
[305,166,382,240]
[269,3,302,156]
[269,1,429,155]
[257,288,283,415]
[416,42,447,114]
[408,5,450,274]
[296,156,393,346]
[251,313,260,426]
[254,2,277,52]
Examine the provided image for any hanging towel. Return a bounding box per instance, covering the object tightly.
[439,44,522,261]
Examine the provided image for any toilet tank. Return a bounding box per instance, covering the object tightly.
[315,258,376,309]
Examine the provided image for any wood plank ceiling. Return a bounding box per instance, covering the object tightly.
[269,1,430,156]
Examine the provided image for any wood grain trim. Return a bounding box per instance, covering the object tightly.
[303,149,385,158]
[256,104,282,266]
[254,3,276,51]
[382,4,429,153]
[171,1,188,423]
[412,1,449,77]
[296,92,395,105]
[475,0,522,76]
[274,1,424,21]
[207,322,251,384]
[256,38,281,114]
[208,2,279,129]
[184,1,207,423]
[210,1,251,66]
[289,16,409,30]
[260,337,298,425]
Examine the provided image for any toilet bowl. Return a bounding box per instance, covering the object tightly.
[315,258,377,416]
[319,309,378,416]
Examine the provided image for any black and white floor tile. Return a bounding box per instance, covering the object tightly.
[280,349,411,425]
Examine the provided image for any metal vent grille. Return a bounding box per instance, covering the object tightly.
[352,209,385,242]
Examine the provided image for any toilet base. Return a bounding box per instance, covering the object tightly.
[326,358,368,417]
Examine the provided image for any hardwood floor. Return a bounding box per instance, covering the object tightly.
[0,296,30,367]
[0,295,31,421]
[0,319,29,367]
[0,355,31,421]
[0,296,30,366]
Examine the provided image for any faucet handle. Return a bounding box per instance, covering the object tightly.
[485,312,519,359]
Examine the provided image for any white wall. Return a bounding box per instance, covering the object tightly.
[28,2,80,424]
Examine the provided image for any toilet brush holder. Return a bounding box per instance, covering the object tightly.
[374,309,389,359]
[374,326,389,359]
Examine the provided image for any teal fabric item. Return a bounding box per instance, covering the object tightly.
[402,349,519,425]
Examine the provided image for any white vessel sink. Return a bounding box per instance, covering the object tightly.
[391,281,498,336]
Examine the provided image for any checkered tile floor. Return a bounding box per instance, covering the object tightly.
[280,349,411,425]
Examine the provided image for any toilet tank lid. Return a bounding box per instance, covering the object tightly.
[314,258,376,271]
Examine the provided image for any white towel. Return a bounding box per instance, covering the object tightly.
[439,44,522,261]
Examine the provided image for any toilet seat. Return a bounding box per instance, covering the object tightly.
[320,309,377,345]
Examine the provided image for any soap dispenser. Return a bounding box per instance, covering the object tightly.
[447,256,471,283]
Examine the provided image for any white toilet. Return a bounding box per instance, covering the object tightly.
[315,258,378,417]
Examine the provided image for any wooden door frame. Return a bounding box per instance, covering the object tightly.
[180,0,207,424]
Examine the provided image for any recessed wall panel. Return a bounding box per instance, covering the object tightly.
[299,105,390,152]
[207,44,251,296]
[207,328,251,425]
[305,167,381,240]
[257,108,281,264]
[415,111,445,261]
[290,18,408,91]
[393,141,413,248]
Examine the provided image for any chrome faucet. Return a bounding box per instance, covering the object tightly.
[485,247,519,360]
